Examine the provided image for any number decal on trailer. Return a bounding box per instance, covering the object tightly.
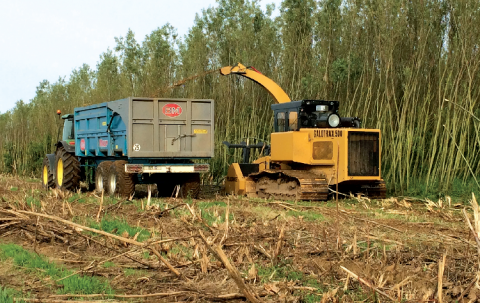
[133,144,141,151]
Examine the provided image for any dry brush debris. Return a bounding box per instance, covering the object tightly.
[1,177,480,302]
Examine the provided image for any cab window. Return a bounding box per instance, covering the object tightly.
[289,111,298,131]
[276,112,285,132]
[62,119,75,140]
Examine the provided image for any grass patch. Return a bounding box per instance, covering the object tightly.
[142,251,150,259]
[403,177,480,203]
[257,260,305,283]
[102,261,116,268]
[103,196,120,205]
[89,217,150,242]
[172,208,190,218]
[0,287,26,303]
[0,243,113,295]
[10,187,18,192]
[250,206,281,220]
[124,268,148,277]
[169,244,193,259]
[25,196,41,209]
[257,261,324,301]
[201,208,233,226]
[257,261,322,287]
[67,194,89,204]
[197,201,227,209]
[287,210,325,222]
[369,209,446,224]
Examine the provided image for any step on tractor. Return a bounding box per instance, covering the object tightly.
[220,63,386,200]
[42,97,214,198]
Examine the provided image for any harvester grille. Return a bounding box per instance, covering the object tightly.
[347,132,379,176]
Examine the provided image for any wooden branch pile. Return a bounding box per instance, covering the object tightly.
[0,204,269,302]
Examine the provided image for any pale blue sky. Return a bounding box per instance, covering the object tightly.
[0,0,282,114]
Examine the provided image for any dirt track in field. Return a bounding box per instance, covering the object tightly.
[0,175,479,302]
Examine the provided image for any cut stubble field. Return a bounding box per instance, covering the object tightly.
[0,174,479,302]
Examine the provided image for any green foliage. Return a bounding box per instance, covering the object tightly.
[287,210,325,222]
[169,244,193,259]
[405,177,480,203]
[197,201,227,209]
[0,287,25,303]
[102,261,116,268]
[2,143,15,174]
[67,193,89,204]
[67,194,80,203]
[257,260,324,301]
[25,196,41,209]
[0,0,479,197]
[89,217,150,242]
[124,268,148,277]
[0,243,113,295]
[198,201,233,226]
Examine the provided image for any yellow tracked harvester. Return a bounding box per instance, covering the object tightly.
[221,63,386,201]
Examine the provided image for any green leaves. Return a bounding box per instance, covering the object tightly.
[1,0,480,195]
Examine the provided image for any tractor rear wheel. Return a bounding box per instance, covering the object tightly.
[42,156,55,190]
[107,160,135,197]
[55,147,81,191]
[180,173,201,199]
[95,161,111,195]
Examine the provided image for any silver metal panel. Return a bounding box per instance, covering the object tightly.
[128,98,214,158]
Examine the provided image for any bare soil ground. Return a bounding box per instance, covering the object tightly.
[0,174,479,302]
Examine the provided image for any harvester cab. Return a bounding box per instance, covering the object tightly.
[221,63,386,200]
[271,99,361,132]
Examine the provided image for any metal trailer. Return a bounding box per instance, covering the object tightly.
[42,97,214,198]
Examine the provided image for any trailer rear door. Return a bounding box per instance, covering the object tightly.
[128,98,214,158]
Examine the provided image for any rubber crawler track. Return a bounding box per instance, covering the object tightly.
[250,170,329,201]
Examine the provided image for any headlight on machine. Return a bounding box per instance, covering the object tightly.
[315,113,342,128]
[327,114,340,127]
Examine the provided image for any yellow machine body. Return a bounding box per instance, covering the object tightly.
[221,63,386,200]
[225,128,383,199]
[270,128,382,183]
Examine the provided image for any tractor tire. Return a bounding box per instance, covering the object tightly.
[55,146,81,191]
[41,156,55,190]
[95,161,111,195]
[180,173,201,199]
[107,160,135,197]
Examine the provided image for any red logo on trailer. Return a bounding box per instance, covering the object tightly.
[162,103,182,117]
[80,139,85,151]
[99,139,108,148]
